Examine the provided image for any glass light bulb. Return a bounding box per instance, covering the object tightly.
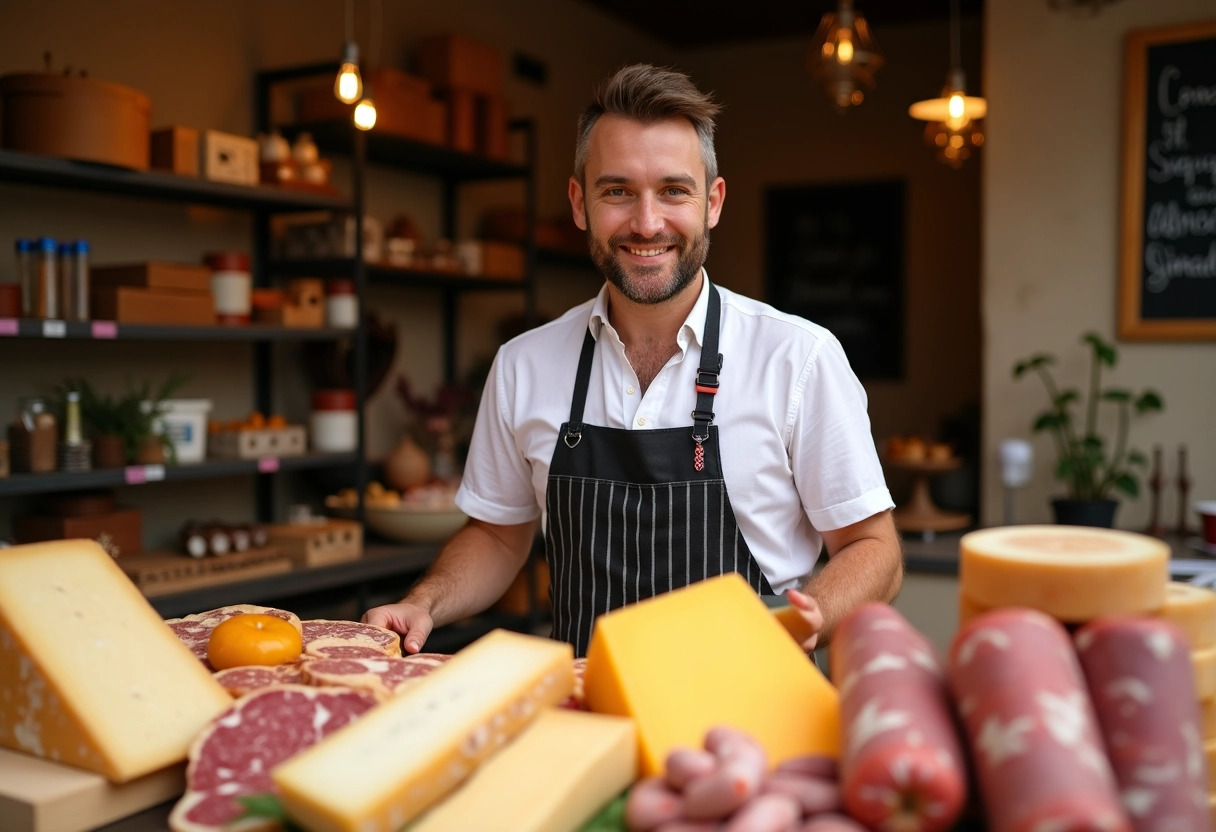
[334,62,362,104]
[948,93,965,120]
[353,97,377,131]
[836,33,854,64]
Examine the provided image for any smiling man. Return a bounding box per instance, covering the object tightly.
[364,64,903,658]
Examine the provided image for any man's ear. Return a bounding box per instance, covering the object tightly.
[706,176,726,230]
[569,177,587,231]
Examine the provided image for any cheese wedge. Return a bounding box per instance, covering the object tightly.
[585,572,840,777]
[0,540,231,782]
[273,629,574,832]
[959,525,1168,621]
[1159,582,1216,650]
[407,708,636,832]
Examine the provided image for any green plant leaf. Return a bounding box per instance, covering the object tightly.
[1033,412,1067,432]
[1053,390,1079,409]
[1127,449,1148,467]
[1083,332,1117,367]
[1135,390,1165,413]
[1080,435,1105,454]
[579,793,628,832]
[1101,389,1131,403]
[1115,473,1139,498]
[1013,354,1054,378]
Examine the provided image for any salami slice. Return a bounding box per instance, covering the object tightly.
[212,661,308,698]
[168,684,378,832]
[829,602,967,832]
[1074,617,1211,832]
[166,605,302,664]
[948,607,1130,832]
[304,642,393,660]
[301,618,401,656]
[301,654,447,699]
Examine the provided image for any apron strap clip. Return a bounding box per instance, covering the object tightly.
[563,423,583,448]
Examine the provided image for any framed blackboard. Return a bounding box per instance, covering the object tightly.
[1118,19,1216,340]
[765,180,904,379]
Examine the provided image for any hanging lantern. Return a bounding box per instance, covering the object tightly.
[808,0,884,110]
[908,1,988,167]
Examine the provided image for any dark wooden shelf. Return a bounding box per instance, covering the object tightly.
[0,147,352,212]
[0,452,359,497]
[0,318,354,341]
[268,258,527,290]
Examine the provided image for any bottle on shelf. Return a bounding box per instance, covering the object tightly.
[35,236,58,319]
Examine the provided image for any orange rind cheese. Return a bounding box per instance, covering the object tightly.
[1158,581,1216,650]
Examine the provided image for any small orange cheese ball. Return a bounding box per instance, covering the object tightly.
[207,613,302,670]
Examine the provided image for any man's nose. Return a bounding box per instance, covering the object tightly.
[630,195,665,238]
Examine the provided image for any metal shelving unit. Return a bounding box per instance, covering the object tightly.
[0,319,356,341]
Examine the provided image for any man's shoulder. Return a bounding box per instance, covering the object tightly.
[717,285,837,346]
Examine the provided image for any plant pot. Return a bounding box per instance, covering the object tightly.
[92,434,126,468]
[1051,498,1119,528]
[134,436,165,465]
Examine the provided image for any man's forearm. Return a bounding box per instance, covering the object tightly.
[801,532,903,644]
[405,519,536,628]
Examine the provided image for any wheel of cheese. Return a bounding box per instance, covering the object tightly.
[1194,645,1216,700]
[958,526,1169,622]
[1200,696,1216,741]
[1205,737,1216,792]
[957,592,994,630]
[1158,582,1216,650]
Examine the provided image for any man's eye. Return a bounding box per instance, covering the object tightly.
[666,187,689,197]
[605,188,626,197]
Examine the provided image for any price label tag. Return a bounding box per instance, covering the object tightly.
[124,466,147,485]
[257,457,281,473]
[91,321,118,339]
[143,464,166,482]
[42,320,67,338]
[0,319,17,337]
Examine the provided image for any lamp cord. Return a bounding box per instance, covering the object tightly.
[950,0,961,72]
[344,0,353,45]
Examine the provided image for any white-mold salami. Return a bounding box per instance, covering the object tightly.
[301,654,447,699]
[300,618,401,656]
[212,661,307,698]
[1074,616,1211,832]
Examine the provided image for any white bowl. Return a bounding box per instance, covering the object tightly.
[363,504,468,543]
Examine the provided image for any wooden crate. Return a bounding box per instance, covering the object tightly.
[264,519,362,566]
[118,546,291,597]
[209,426,306,459]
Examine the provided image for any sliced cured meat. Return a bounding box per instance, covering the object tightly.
[168,684,377,832]
[948,607,1130,832]
[300,618,401,657]
[829,603,967,832]
[212,661,308,698]
[304,642,393,660]
[1075,617,1210,832]
[301,654,447,699]
[166,605,302,665]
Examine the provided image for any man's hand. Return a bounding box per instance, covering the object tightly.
[362,602,434,654]
[785,587,825,652]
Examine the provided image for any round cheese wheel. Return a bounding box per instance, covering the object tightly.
[1158,582,1216,650]
[958,525,1168,622]
[1194,645,1216,700]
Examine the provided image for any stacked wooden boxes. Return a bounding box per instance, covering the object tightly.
[417,33,509,159]
[90,261,214,326]
[297,67,445,147]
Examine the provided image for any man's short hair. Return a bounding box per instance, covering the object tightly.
[574,63,721,186]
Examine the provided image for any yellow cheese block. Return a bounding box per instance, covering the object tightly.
[1200,696,1216,741]
[407,708,636,832]
[584,573,840,777]
[1159,582,1216,650]
[1195,645,1216,700]
[958,525,1168,621]
[0,540,231,783]
[273,629,574,832]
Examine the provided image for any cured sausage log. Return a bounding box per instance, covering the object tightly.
[300,654,448,699]
[211,661,306,697]
[168,684,377,832]
[828,602,967,832]
[300,618,402,656]
[948,607,1130,832]
[1074,616,1211,832]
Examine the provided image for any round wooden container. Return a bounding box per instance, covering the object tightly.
[0,73,150,170]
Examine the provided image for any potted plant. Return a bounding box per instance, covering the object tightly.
[58,375,188,467]
[1013,332,1164,527]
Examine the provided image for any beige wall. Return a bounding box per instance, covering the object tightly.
[983,0,1215,531]
[0,0,982,543]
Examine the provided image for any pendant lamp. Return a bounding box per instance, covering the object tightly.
[808,0,884,110]
[333,0,362,104]
[908,0,987,167]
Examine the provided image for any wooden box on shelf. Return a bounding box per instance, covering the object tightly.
[90,285,214,326]
[264,519,362,567]
[417,34,504,97]
[91,261,212,293]
[149,125,200,176]
[209,426,307,459]
[14,507,143,558]
[118,546,292,598]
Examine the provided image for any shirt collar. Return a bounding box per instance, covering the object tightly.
[588,268,712,350]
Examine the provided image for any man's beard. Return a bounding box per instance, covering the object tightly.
[588,223,711,305]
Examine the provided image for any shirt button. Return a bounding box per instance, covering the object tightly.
[636,416,647,427]
[626,385,636,395]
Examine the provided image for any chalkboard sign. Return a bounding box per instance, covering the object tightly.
[1119,19,1216,340]
[765,180,904,379]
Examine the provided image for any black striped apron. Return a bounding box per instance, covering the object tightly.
[544,282,773,657]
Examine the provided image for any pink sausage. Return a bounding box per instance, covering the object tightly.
[829,603,967,832]
[1074,616,1209,832]
[665,747,719,791]
[760,771,842,816]
[722,793,802,832]
[775,755,837,782]
[948,607,1130,832]
[798,813,871,832]
[625,776,686,832]
[683,754,764,820]
[653,824,722,832]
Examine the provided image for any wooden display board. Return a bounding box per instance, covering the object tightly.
[1118,19,1216,340]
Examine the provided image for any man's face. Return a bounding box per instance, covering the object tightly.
[569,115,725,305]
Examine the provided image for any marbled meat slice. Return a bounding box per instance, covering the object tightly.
[168,684,377,832]
[166,605,303,664]
[301,654,448,699]
[304,642,393,660]
[213,661,308,698]
[301,618,401,656]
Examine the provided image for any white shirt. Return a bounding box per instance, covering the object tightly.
[455,272,894,592]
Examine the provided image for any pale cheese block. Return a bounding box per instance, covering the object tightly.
[585,572,840,777]
[407,708,636,832]
[1195,645,1216,700]
[0,540,232,783]
[1159,582,1216,650]
[273,629,574,832]
[958,525,1168,622]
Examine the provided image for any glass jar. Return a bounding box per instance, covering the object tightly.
[325,279,358,328]
[310,389,357,453]
[8,397,58,473]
